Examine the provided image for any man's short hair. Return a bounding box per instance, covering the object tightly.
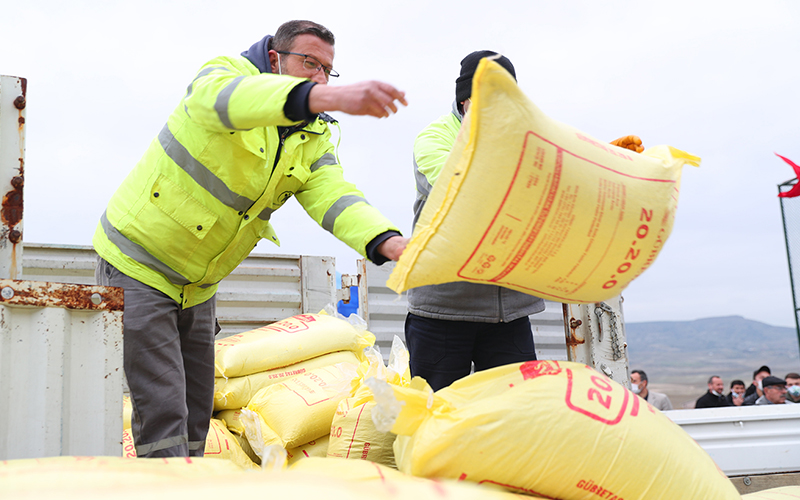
[708,375,721,385]
[271,20,335,52]
[730,379,745,388]
[785,372,800,380]
[631,369,648,383]
[753,365,771,378]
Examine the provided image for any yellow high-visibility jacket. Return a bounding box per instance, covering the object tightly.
[93,54,399,308]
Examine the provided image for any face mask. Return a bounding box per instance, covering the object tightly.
[277,56,283,75]
[631,383,641,394]
[711,390,722,397]
[758,380,763,391]
[788,385,800,398]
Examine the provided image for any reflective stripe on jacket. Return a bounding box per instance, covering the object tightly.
[408,102,545,323]
[93,55,398,308]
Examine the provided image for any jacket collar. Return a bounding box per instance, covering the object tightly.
[241,35,274,74]
[451,100,464,123]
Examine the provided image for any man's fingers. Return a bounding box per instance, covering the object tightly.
[322,81,408,118]
[374,83,407,114]
[385,86,408,107]
[371,87,403,118]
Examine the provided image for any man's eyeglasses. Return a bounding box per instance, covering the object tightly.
[276,51,339,78]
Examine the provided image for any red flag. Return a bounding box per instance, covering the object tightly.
[777,153,800,198]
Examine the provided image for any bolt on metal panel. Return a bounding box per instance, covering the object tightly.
[563,296,630,387]
[0,75,26,280]
[0,279,124,459]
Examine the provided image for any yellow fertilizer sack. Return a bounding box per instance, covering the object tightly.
[289,458,542,499]
[215,409,247,436]
[287,435,330,465]
[214,350,362,410]
[0,455,246,495]
[204,418,259,470]
[242,363,359,451]
[123,395,132,430]
[1,463,542,500]
[120,419,257,470]
[327,338,411,467]
[368,360,739,500]
[215,409,261,464]
[743,486,800,498]
[388,59,700,303]
[122,428,136,458]
[214,312,374,378]
[326,387,397,467]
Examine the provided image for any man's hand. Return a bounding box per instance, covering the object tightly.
[376,235,409,262]
[309,81,408,118]
[609,135,644,153]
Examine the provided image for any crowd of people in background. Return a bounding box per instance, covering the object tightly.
[630,365,800,411]
[694,365,800,408]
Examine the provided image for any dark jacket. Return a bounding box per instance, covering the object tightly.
[696,391,730,409]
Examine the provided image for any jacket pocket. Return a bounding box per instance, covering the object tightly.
[271,165,307,208]
[150,174,218,238]
[130,174,219,276]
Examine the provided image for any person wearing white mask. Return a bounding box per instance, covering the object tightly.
[744,365,771,402]
[784,373,800,404]
[630,370,673,411]
[695,376,730,408]
[725,379,747,406]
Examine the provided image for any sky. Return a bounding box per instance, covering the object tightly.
[2,0,799,327]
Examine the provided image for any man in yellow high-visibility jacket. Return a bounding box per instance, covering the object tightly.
[93,20,408,457]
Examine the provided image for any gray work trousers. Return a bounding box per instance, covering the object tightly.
[96,258,216,457]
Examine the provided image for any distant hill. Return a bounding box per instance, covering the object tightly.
[625,316,800,404]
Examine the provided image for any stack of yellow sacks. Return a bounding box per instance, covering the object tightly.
[213,311,374,410]
[239,335,410,465]
[215,310,373,463]
[123,310,376,469]
[119,313,748,499]
[35,349,758,499]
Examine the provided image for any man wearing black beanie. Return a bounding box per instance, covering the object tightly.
[405,50,542,392]
[405,50,644,391]
[455,50,516,112]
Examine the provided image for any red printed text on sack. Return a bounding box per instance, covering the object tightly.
[565,368,629,425]
[520,360,562,380]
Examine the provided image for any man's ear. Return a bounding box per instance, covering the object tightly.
[268,50,279,73]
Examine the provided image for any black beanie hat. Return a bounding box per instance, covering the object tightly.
[455,50,516,104]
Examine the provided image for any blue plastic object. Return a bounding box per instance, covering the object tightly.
[337,285,359,318]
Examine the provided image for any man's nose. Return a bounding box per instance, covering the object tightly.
[311,71,328,85]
